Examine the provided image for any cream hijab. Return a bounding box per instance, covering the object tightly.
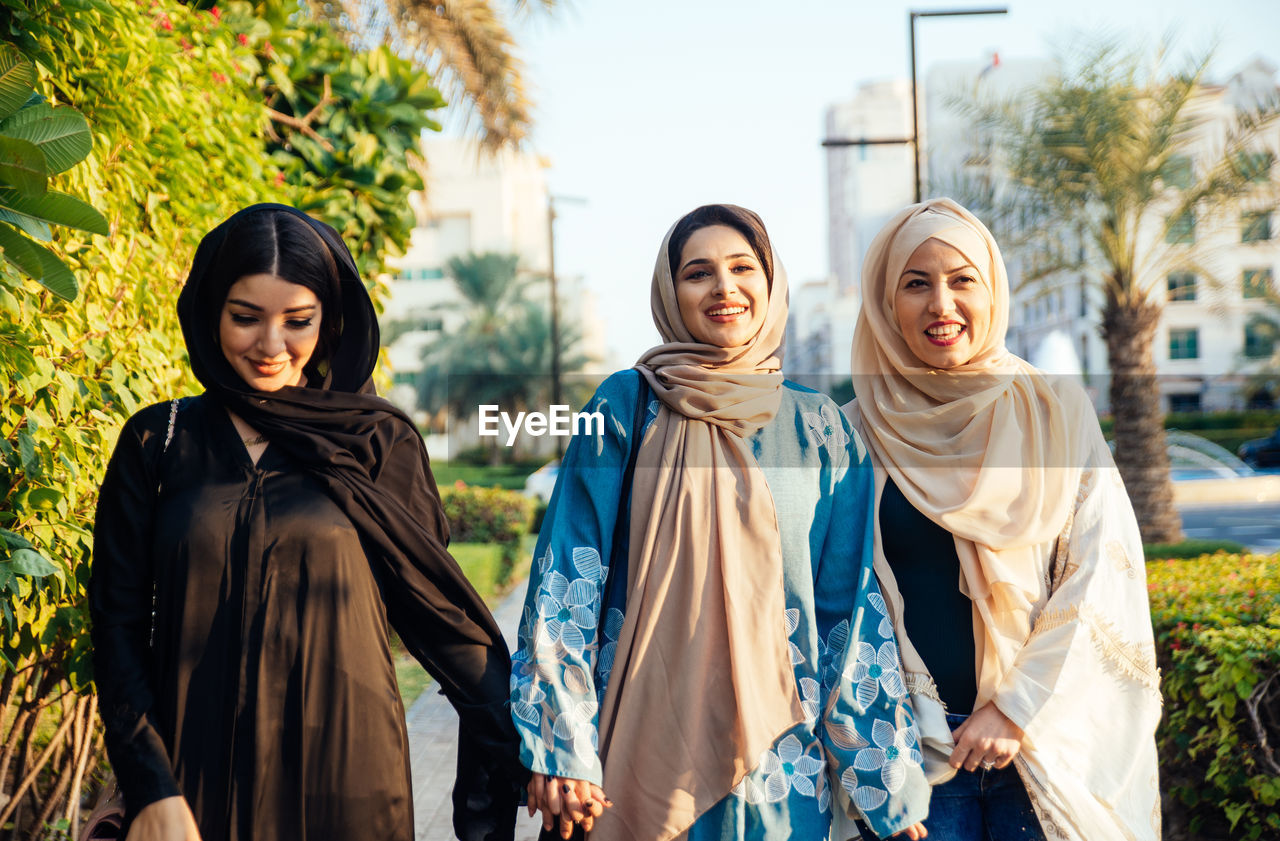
[593,207,802,841]
[849,198,1093,753]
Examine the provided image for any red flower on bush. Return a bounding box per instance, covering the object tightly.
[156,13,173,30]
[210,5,222,20]
[212,71,228,85]
[238,33,248,46]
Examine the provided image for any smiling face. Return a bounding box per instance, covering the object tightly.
[674,225,769,348]
[218,272,322,390]
[893,237,991,369]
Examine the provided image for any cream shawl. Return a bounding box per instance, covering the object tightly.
[845,198,1162,840]
[592,210,803,841]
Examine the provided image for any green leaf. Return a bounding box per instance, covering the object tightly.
[0,47,35,122]
[25,487,60,510]
[0,103,91,174]
[6,547,57,577]
[0,134,46,195]
[28,238,77,299]
[0,205,49,240]
[0,187,108,235]
[0,220,45,278]
[0,529,34,550]
[16,429,35,471]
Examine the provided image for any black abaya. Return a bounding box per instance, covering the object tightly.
[93,396,421,839]
[90,204,522,841]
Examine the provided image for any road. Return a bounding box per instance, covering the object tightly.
[1177,501,1280,552]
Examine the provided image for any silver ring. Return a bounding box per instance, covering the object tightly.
[981,760,995,770]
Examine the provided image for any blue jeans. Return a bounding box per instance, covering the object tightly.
[855,714,1046,841]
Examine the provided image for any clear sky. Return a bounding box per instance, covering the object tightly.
[492,0,1280,367]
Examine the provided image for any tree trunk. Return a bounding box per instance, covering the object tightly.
[1102,298,1183,544]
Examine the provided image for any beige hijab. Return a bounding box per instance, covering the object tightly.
[593,208,803,841]
[849,198,1092,749]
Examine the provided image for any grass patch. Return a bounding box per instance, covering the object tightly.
[432,462,539,491]
[393,536,538,705]
[1145,538,1248,560]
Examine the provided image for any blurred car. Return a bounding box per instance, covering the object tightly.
[1238,427,1280,469]
[522,459,560,503]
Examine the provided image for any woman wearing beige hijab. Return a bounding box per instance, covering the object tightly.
[844,198,1161,841]
[510,204,930,841]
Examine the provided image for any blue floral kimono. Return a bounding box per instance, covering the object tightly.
[510,371,929,839]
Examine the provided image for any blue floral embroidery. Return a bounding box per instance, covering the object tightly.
[841,717,923,810]
[846,640,908,710]
[802,405,848,450]
[733,734,827,805]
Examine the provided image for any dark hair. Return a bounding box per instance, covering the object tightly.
[666,204,774,285]
[202,208,343,377]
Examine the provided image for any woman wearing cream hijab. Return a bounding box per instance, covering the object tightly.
[844,198,1161,841]
[510,204,930,841]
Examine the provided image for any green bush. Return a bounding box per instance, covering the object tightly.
[440,482,533,586]
[1098,411,1280,456]
[1147,554,1280,840]
[0,0,446,832]
[1143,539,1248,560]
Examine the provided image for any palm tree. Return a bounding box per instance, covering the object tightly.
[308,0,554,151]
[955,37,1279,543]
[419,251,586,460]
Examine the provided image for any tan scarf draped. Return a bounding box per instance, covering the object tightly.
[592,212,803,841]
[849,199,1092,723]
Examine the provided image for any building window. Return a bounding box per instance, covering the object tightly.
[1161,155,1193,189]
[1245,322,1276,359]
[1244,268,1273,299]
[1169,393,1202,413]
[1169,327,1199,360]
[1167,272,1196,301]
[1243,212,1272,243]
[1244,212,1273,243]
[1166,211,1195,244]
[1237,150,1274,183]
[400,267,445,281]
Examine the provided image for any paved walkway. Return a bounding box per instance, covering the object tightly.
[407,582,543,841]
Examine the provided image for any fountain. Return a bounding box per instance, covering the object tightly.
[1165,431,1255,480]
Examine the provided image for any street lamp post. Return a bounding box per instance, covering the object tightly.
[545,193,585,456]
[908,9,1007,202]
[822,7,1007,203]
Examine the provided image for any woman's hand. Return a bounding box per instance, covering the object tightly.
[125,795,202,841]
[527,773,610,838]
[893,822,928,839]
[948,702,1024,772]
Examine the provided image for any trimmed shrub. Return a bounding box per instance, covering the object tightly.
[1147,553,1280,840]
[1143,539,1248,560]
[440,482,533,586]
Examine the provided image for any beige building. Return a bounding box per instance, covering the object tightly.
[814,56,1280,411]
[382,136,606,454]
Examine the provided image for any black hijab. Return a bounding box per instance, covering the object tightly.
[177,204,523,839]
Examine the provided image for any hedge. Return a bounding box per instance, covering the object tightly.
[1147,553,1280,840]
[439,482,534,587]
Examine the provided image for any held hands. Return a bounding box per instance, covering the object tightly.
[527,773,611,839]
[892,823,928,839]
[948,702,1024,772]
[125,795,202,841]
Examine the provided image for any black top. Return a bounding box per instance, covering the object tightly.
[90,397,518,841]
[878,477,978,714]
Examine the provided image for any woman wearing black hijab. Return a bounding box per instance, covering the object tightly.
[90,204,524,841]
